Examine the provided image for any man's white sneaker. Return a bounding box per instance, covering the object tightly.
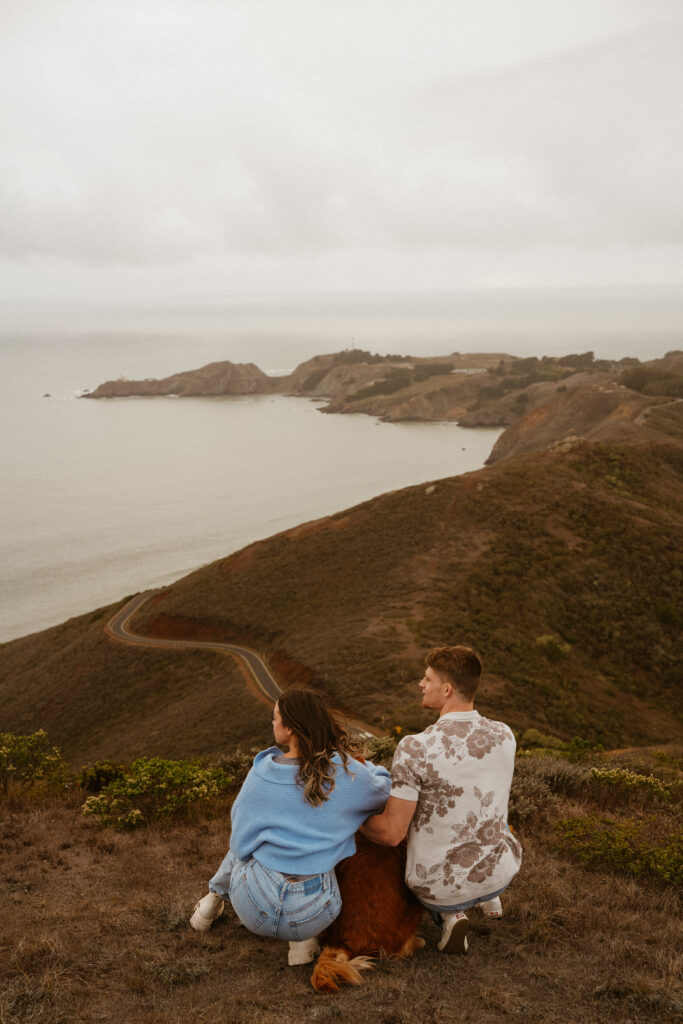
[478,897,503,919]
[288,938,320,965]
[437,911,470,954]
[190,891,225,932]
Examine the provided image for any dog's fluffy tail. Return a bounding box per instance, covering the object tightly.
[310,946,375,993]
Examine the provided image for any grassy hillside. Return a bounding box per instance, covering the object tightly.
[1,438,681,761]
[126,439,682,749]
[0,604,274,764]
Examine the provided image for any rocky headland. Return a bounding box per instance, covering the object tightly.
[84,347,683,465]
[84,360,276,398]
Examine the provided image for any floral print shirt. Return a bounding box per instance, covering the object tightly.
[390,711,522,907]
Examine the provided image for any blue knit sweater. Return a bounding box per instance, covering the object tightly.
[229,746,391,874]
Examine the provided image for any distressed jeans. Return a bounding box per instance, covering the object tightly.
[209,849,342,941]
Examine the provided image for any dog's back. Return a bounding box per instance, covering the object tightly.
[311,833,424,992]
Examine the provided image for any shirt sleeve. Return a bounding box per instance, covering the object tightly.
[389,734,425,801]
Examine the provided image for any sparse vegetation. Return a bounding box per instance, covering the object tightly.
[554,814,682,885]
[81,756,233,829]
[0,730,71,797]
[620,362,683,397]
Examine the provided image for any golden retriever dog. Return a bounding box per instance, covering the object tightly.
[310,832,425,993]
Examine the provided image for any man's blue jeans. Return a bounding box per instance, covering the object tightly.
[418,883,509,924]
[209,849,342,941]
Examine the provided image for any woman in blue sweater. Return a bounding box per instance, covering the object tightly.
[190,688,391,964]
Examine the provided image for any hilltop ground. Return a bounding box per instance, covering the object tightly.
[1,738,681,1024]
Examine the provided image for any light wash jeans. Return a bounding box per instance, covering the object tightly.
[209,849,342,941]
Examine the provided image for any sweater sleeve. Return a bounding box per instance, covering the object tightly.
[350,757,391,809]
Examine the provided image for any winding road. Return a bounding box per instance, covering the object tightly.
[106,590,374,738]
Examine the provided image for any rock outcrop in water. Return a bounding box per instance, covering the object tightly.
[84,361,276,398]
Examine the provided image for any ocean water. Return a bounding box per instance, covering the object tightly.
[1,334,502,642]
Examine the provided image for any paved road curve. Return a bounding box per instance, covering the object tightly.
[106,590,374,738]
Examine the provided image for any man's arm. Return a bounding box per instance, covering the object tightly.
[359,795,417,847]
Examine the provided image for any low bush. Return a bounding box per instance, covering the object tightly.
[564,736,605,761]
[364,734,399,768]
[0,730,71,797]
[80,759,125,793]
[508,762,556,825]
[619,365,683,397]
[82,757,233,829]
[519,728,567,751]
[589,767,680,808]
[554,814,682,885]
[207,747,261,788]
[509,755,591,825]
[535,634,571,662]
[348,369,412,401]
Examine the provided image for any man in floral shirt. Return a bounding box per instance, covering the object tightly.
[360,646,521,955]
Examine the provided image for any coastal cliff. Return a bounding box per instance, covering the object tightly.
[82,348,683,458]
[486,352,683,463]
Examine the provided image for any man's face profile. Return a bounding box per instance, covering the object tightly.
[419,665,447,710]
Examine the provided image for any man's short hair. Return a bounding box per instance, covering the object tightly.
[425,645,482,702]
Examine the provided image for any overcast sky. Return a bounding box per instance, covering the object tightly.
[1,0,681,340]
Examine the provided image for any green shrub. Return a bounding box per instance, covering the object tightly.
[535,634,571,662]
[510,754,591,825]
[519,728,567,751]
[619,365,683,397]
[565,736,604,761]
[509,762,555,825]
[349,369,412,401]
[208,747,261,788]
[80,759,125,793]
[554,814,682,885]
[0,730,70,796]
[364,734,399,768]
[82,757,233,829]
[589,767,677,805]
[412,362,454,382]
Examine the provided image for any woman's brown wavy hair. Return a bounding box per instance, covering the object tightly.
[276,688,358,807]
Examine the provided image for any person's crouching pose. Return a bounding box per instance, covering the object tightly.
[190,688,391,965]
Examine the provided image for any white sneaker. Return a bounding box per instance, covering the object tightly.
[288,937,321,965]
[437,911,469,954]
[190,891,224,932]
[478,897,503,919]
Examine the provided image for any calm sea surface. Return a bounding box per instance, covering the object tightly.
[1,334,503,642]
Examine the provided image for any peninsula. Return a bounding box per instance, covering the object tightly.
[84,347,683,462]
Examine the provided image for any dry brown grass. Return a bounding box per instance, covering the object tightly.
[1,783,681,1024]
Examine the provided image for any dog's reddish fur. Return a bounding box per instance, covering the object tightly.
[310,833,424,993]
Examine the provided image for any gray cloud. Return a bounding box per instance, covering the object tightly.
[0,0,681,318]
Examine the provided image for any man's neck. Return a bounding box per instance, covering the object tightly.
[438,698,475,717]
